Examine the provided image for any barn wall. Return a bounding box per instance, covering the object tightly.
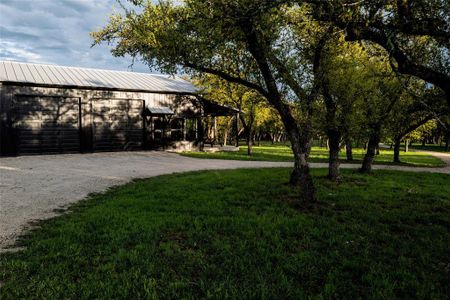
[0,84,199,156]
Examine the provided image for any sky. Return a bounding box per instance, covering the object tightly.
[0,0,150,72]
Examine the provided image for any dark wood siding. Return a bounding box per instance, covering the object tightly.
[11,95,80,155]
[0,84,199,156]
[91,99,144,151]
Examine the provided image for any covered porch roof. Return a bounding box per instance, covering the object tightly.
[142,96,240,118]
[198,97,240,117]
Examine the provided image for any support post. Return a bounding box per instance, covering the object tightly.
[183,117,187,141]
[213,116,217,146]
[198,107,204,151]
[162,116,166,150]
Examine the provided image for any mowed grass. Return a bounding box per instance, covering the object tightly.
[1,169,449,299]
[181,143,446,167]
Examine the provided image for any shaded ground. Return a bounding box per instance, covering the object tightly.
[1,169,449,298]
[411,144,450,153]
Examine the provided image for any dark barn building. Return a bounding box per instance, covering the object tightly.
[0,61,235,156]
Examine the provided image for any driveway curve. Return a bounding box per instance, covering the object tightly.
[1,151,449,250]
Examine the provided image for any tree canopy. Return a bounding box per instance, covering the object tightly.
[93,0,449,202]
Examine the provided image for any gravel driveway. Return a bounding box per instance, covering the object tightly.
[0,152,291,250]
[1,151,449,250]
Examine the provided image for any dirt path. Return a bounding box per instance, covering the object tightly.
[1,151,449,251]
[410,149,450,170]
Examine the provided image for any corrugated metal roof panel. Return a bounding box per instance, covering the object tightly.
[31,63,50,83]
[0,61,198,94]
[21,63,37,82]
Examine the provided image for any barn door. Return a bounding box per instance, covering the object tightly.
[90,99,144,152]
[11,95,81,155]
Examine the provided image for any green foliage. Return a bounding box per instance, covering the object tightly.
[1,169,449,298]
[92,0,278,79]
[193,74,280,142]
[406,120,437,141]
[324,37,404,137]
[306,0,450,77]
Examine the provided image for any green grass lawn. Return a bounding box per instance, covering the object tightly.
[1,169,449,299]
[410,144,450,153]
[181,144,446,167]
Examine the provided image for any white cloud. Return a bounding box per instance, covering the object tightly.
[0,0,150,72]
[0,40,43,62]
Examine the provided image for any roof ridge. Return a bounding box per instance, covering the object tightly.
[0,60,184,79]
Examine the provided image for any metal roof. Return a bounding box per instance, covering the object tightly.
[147,107,174,115]
[0,61,198,94]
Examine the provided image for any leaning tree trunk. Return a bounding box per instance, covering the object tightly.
[393,136,401,163]
[345,138,353,161]
[360,131,381,173]
[241,22,315,203]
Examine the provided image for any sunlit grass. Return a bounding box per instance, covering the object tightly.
[181,143,445,167]
[1,169,449,298]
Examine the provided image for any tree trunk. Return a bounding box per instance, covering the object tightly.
[393,137,401,163]
[197,116,204,152]
[223,129,228,146]
[247,122,254,156]
[234,113,240,147]
[345,139,353,161]
[289,132,315,203]
[445,138,449,151]
[328,131,341,180]
[241,22,315,203]
[405,139,409,152]
[257,128,261,146]
[360,132,380,173]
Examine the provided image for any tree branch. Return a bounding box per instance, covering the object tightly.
[184,62,270,99]
[345,26,450,97]
[268,55,307,101]
[397,114,435,139]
